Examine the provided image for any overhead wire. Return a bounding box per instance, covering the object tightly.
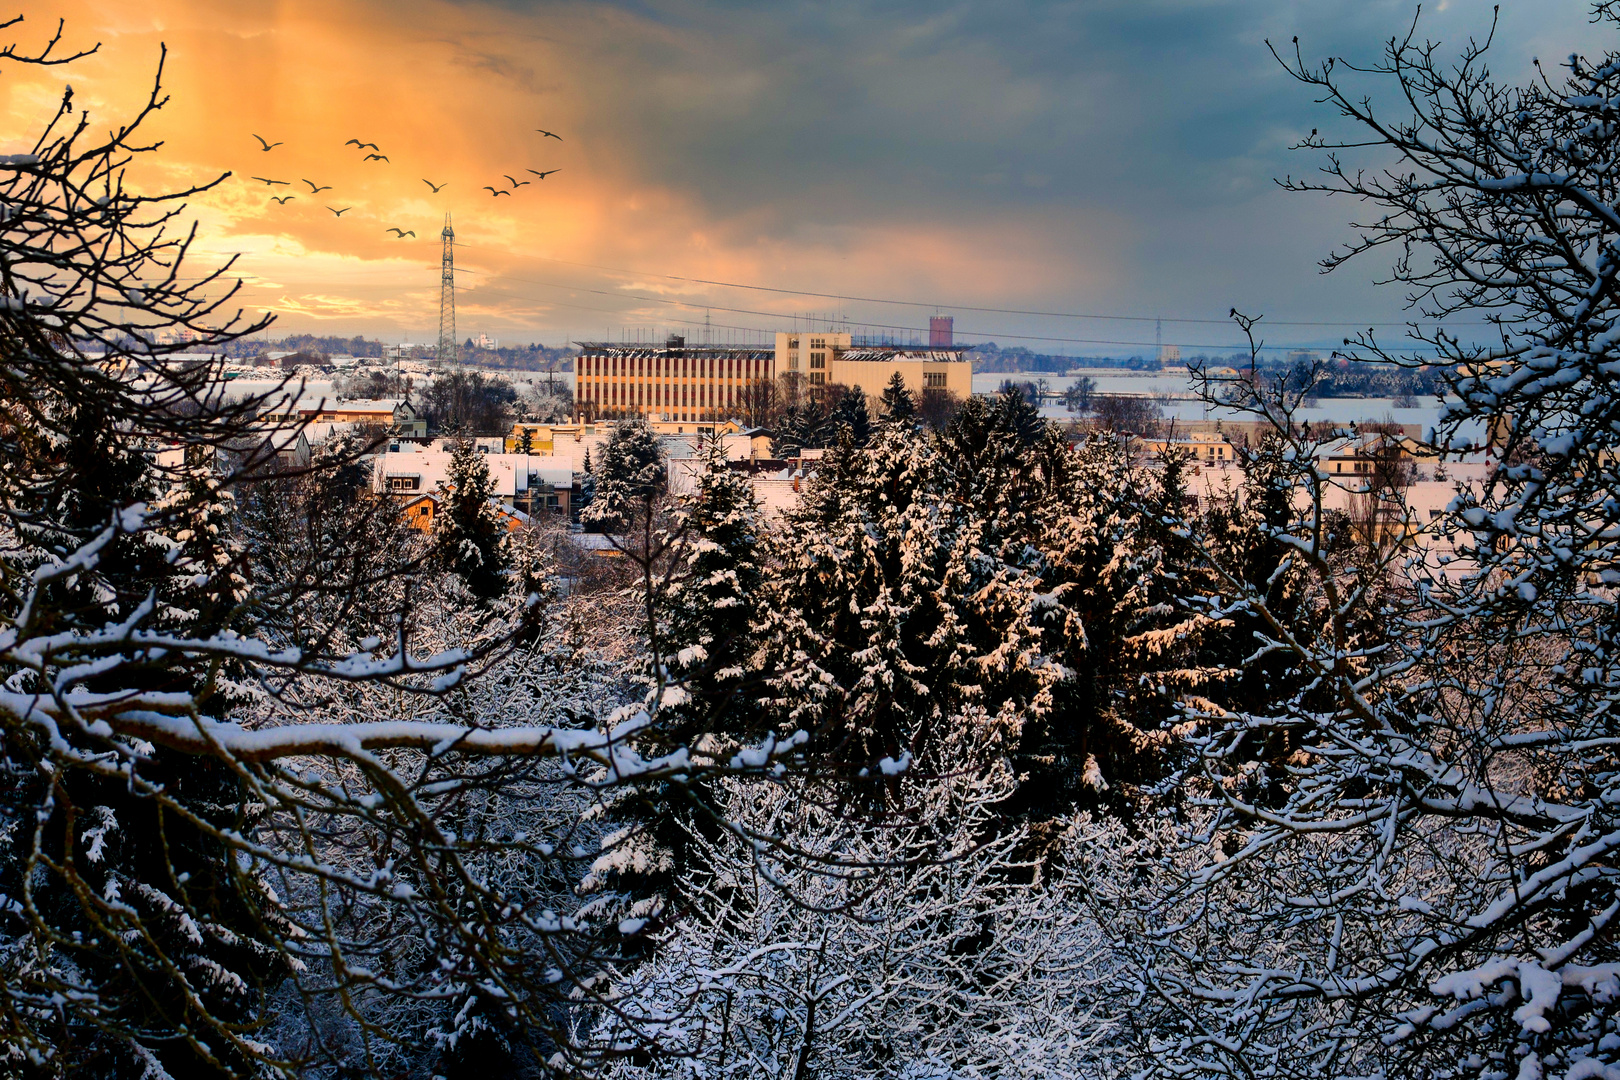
[458,243,1486,329]
[452,269,1447,352]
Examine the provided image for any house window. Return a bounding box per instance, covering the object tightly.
[810,371,825,385]
[924,370,946,389]
[388,476,421,491]
[788,336,799,349]
[810,352,826,369]
[788,350,800,370]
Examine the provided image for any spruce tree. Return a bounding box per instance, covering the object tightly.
[772,404,813,457]
[828,384,872,446]
[761,425,967,791]
[577,447,596,524]
[4,401,289,1077]
[434,440,510,601]
[657,439,766,743]
[596,438,768,904]
[583,419,666,533]
[879,370,917,423]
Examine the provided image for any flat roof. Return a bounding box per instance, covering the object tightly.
[575,341,775,357]
[835,347,971,360]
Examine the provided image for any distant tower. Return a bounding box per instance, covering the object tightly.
[436,213,457,367]
[929,314,954,347]
[1155,318,1180,365]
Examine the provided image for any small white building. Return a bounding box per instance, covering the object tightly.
[374,448,574,515]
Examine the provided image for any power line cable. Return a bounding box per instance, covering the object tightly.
[454,278,1445,353]
[458,244,1485,329]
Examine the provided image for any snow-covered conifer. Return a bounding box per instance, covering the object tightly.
[434,438,511,601]
[584,418,666,533]
[828,384,872,446]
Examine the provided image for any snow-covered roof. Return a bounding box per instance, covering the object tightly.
[263,396,401,417]
[315,398,402,413]
[373,451,574,497]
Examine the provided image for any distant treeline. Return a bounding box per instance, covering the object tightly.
[970,343,1445,398]
[968,343,1162,373]
[1291,357,1446,398]
[460,341,576,371]
[213,334,386,359]
[203,335,576,371]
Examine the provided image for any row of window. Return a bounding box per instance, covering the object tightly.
[580,380,743,409]
[579,354,766,380]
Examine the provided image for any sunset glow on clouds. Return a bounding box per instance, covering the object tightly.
[0,0,1600,352]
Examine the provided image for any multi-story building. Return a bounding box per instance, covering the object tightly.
[772,332,971,405]
[574,336,776,422]
[575,328,974,424]
[774,331,852,383]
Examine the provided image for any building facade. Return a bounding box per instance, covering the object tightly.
[575,330,973,423]
[772,332,971,405]
[574,336,776,422]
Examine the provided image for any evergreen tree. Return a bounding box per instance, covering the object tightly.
[3,400,289,1077]
[994,383,1046,447]
[434,440,510,601]
[657,439,767,743]
[828,384,872,446]
[583,419,666,533]
[760,426,968,791]
[577,447,596,524]
[773,404,814,457]
[879,370,917,423]
[591,438,769,904]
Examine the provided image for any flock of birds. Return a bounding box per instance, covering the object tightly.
[244,128,565,238]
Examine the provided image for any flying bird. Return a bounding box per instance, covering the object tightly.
[302,179,332,193]
[422,179,446,193]
[535,129,562,140]
[527,168,561,180]
[482,186,513,197]
[386,228,416,237]
[327,206,352,217]
[363,153,390,163]
[249,176,290,186]
[504,174,530,188]
[270,195,296,205]
[252,134,283,151]
[345,139,380,151]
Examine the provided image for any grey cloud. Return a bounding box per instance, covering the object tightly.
[442,0,1599,347]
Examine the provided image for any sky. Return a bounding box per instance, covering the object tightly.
[0,0,1602,356]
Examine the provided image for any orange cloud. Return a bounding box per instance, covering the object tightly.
[0,0,1118,343]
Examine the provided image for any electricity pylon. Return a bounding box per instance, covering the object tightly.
[435,213,457,367]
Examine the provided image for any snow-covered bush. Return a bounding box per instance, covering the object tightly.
[599,709,1125,1080]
